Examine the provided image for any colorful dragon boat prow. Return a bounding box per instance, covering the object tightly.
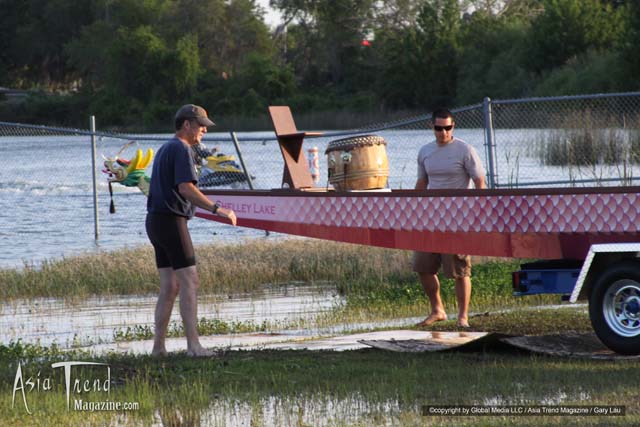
[102,141,154,212]
[102,142,252,212]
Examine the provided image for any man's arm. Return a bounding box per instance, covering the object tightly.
[415,177,428,190]
[178,182,237,225]
[473,176,486,189]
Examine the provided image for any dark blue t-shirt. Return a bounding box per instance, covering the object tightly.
[147,137,198,218]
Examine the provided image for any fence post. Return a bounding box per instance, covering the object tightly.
[482,97,498,188]
[230,131,254,190]
[230,131,269,235]
[90,115,99,239]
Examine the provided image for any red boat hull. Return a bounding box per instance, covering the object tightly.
[198,187,640,260]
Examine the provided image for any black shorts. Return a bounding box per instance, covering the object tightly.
[145,213,196,269]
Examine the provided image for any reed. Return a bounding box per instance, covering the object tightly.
[0,239,412,300]
[538,111,639,169]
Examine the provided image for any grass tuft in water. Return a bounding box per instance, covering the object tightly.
[113,318,277,342]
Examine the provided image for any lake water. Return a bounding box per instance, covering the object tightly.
[0,283,343,348]
[1,128,637,268]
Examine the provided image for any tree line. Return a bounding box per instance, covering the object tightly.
[0,0,638,130]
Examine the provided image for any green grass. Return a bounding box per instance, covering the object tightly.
[113,318,277,342]
[0,323,637,426]
[2,240,631,426]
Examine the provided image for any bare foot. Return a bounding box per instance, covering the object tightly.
[151,348,168,357]
[456,318,470,328]
[415,312,447,327]
[186,347,216,357]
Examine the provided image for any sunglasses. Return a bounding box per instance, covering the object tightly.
[434,125,453,132]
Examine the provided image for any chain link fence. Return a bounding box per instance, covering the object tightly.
[488,92,640,188]
[1,91,639,267]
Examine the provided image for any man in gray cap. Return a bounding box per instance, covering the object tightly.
[146,104,237,357]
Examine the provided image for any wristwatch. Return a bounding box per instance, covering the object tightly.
[211,203,221,214]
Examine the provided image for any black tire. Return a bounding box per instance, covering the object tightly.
[589,260,640,355]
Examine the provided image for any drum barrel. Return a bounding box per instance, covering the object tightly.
[325,135,389,191]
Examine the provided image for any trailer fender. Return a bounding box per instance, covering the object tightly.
[570,243,640,303]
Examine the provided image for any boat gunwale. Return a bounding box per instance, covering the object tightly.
[201,186,640,198]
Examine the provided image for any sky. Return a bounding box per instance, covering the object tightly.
[257,0,283,28]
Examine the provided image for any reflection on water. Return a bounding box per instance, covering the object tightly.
[484,390,592,406]
[0,284,343,348]
[139,389,596,427]
[153,394,406,427]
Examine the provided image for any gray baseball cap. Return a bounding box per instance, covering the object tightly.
[175,104,215,126]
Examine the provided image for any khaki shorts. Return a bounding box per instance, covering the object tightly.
[412,252,471,278]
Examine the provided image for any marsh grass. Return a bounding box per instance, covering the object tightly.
[1,241,635,426]
[540,128,624,166]
[1,316,637,427]
[106,270,566,344]
[0,239,413,300]
[113,318,276,342]
[535,112,640,193]
[2,240,566,342]
[0,240,543,313]
[537,111,640,176]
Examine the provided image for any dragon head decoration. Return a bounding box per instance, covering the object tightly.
[102,141,154,213]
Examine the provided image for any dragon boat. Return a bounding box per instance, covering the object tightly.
[196,106,640,261]
[104,107,640,261]
[197,186,640,260]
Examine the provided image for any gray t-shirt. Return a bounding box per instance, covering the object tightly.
[417,137,485,189]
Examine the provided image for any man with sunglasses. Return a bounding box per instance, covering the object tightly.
[146,104,237,357]
[413,108,486,328]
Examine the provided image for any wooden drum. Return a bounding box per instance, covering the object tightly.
[325,135,389,191]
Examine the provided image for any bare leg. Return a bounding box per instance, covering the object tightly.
[455,276,471,327]
[152,267,179,357]
[416,272,447,327]
[175,266,214,357]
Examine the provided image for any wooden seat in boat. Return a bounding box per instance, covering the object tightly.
[268,106,323,189]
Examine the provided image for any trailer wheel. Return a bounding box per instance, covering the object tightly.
[589,261,640,355]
